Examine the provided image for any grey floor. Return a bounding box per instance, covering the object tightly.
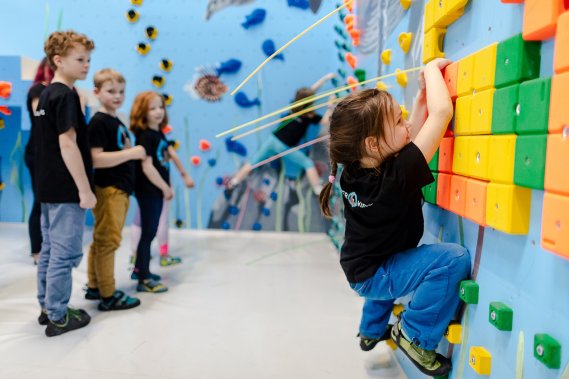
[0,223,406,379]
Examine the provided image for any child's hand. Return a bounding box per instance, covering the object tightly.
[324,72,336,81]
[131,145,146,160]
[183,175,195,189]
[79,190,97,209]
[163,186,174,200]
[426,58,452,71]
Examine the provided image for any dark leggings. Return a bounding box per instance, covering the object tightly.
[25,159,42,254]
[134,195,163,282]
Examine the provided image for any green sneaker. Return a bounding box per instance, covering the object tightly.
[45,308,90,337]
[358,324,393,351]
[160,255,182,267]
[137,279,168,293]
[390,320,451,376]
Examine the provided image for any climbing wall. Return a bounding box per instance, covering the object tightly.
[330,0,569,378]
[0,0,338,231]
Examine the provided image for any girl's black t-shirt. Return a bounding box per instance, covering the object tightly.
[88,112,135,195]
[134,128,170,198]
[339,142,434,284]
[35,82,94,203]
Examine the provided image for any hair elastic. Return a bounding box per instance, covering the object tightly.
[328,175,335,184]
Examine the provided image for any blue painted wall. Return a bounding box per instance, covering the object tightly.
[0,0,338,228]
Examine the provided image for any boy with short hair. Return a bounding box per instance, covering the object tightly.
[85,68,146,310]
[35,30,96,337]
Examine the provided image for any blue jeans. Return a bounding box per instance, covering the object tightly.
[249,134,314,169]
[350,243,471,350]
[37,203,86,321]
[134,196,163,282]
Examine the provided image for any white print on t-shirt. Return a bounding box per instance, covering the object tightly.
[34,109,46,117]
[342,190,373,209]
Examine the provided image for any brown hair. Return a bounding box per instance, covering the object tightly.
[44,30,95,69]
[319,89,395,217]
[130,91,169,134]
[290,87,316,115]
[94,68,125,89]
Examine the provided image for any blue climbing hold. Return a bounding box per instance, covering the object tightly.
[225,137,248,157]
[222,221,231,230]
[216,59,242,76]
[270,191,278,201]
[262,207,270,217]
[215,177,224,186]
[262,39,284,61]
[262,178,271,186]
[242,8,266,29]
[208,158,217,167]
[229,205,239,215]
[235,91,261,108]
[252,222,263,231]
[287,0,309,10]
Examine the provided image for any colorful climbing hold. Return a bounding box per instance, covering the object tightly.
[191,156,201,166]
[398,32,413,54]
[160,59,173,72]
[381,49,392,65]
[199,139,212,152]
[395,69,408,87]
[136,42,151,55]
[126,9,139,22]
[145,26,158,40]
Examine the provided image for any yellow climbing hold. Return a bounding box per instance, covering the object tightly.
[376,81,389,91]
[400,105,409,120]
[395,69,408,87]
[398,32,413,54]
[381,49,392,65]
[136,42,151,55]
[445,322,462,344]
[400,0,413,10]
[392,303,404,317]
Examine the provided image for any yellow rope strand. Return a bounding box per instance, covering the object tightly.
[230,0,353,96]
[216,66,423,138]
[231,97,341,141]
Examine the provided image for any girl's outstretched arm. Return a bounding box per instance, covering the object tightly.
[167,145,195,188]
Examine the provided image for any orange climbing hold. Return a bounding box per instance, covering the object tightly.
[522,0,567,41]
[347,76,359,91]
[0,81,12,99]
[343,0,354,13]
[0,106,12,116]
[191,156,201,166]
[345,53,358,69]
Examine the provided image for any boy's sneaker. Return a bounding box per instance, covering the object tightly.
[358,324,393,351]
[390,320,452,376]
[45,308,91,337]
[131,271,161,281]
[84,287,100,300]
[98,290,141,311]
[137,279,168,293]
[160,255,182,267]
[38,309,49,326]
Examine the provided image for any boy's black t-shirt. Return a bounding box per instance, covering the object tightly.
[273,113,322,147]
[339,142,434,284]
[88,112,135,194]
[24,82,47,165]
[35,82,94,203]
[134,128,170,198]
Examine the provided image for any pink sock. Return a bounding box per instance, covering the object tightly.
[159,244,169,256]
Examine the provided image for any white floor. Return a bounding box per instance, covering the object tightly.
[0,223,406,379]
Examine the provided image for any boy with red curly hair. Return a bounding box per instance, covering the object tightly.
[35,30,96,337]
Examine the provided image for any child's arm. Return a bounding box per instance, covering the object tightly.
[91,145,146,168]
[409,72,428,140]
[167,145,195,188]
[59,128,96,209]
[141,156,174,199]
[413,58,454,163]
[310,72,336,92]
[318,96,337,136]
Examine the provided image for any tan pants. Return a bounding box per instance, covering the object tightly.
[87,186,129,298]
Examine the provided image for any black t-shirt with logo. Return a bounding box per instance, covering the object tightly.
[25,82,47,166]
[273,113,322,147]
[339,142,434,284]
[134,128,170,198]
[35,82,94,203]
[88,112,135,195]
